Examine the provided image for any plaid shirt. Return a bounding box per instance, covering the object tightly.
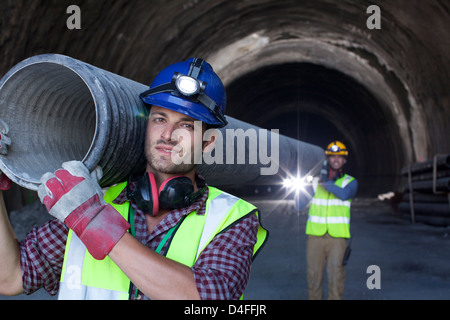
[19,177,259,300]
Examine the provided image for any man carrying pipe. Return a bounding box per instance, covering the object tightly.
[0,58,268,300]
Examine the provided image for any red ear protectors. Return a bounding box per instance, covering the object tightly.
[126,172,205,216]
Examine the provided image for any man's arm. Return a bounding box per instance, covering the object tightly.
[109,213,258,300]
[191,214,258,299]
[109,232,201,300]
[37,161,198,299]
[322,179,358,200]
[0,189,24,296]
[38,161,258,299]
[0,120,23,295]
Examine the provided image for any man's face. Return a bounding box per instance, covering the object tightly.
[144,106,209,175]
[327,155,346,171]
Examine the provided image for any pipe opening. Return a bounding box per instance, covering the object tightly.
[0,62,96,188]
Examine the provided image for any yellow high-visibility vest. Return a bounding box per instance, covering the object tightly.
[58,183,268,300]
[305,174,354,238]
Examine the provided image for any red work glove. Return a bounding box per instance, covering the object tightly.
[0,172,12,190]
[38,161,130,260]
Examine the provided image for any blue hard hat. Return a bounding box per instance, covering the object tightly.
[140,58,227,127]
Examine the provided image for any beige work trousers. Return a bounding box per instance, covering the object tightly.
[306,233,347,300]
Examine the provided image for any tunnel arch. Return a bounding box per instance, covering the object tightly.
[206,32,418,196]
[1,0,448,197]
[223,61,407,195]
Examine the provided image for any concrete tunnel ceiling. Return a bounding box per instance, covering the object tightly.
[1,0,449,196]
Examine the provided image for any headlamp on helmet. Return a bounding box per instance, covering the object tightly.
[139,58,228,127]
[330,145,340,152]
[325,141,348,156]
[173,73,206,96]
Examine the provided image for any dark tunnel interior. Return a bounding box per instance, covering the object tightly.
[0,0,449,302]
[226,62,405,195]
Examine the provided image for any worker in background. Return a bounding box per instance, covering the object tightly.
[0,58,267,300]
[305,141,357,300]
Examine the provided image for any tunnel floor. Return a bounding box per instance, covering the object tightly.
[1,197,449,300]
[244,197,450,300]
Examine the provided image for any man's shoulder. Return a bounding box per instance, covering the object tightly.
[343,174,357,182]
[207,186,257,208]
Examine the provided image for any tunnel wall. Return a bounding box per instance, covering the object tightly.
[0,0,448,196]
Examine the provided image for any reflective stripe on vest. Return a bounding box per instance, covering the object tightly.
[310,198,351,207]
[58,184,268,300]
[306,174,354,238]
[59,231,130,300]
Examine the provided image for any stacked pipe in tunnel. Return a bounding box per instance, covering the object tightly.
[399,154,450,226]
[0,54,324,191]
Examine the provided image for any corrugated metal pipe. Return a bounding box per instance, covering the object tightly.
[0,54,324,191]
[0,54,148,190]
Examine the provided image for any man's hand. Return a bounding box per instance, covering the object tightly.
[0,119,12,190]
[0,119,11,156]
[319,159,329,183]
[38,161,130,260]
[0,173,11,191]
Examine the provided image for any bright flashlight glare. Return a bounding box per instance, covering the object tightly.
[176,76,199,95]
[283,178,294,188]
[283,175,314,192]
